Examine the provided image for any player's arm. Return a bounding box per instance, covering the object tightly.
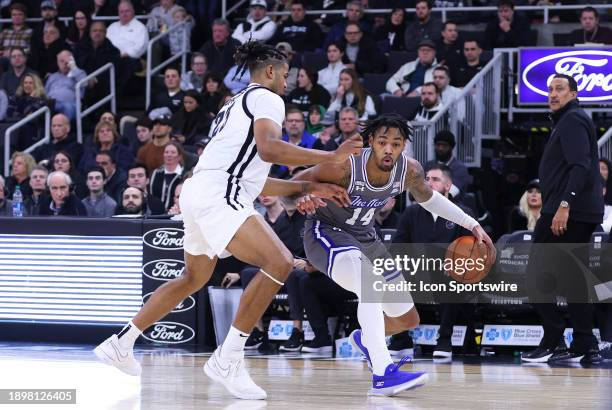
[254,119,362,167]
[261,177,351,208]
[404,158,496,261]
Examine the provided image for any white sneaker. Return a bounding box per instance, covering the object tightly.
[204,346,267,400]
[93,334,141,376]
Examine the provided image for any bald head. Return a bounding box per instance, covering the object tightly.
[51,114,70,141]
[57,50,74,74]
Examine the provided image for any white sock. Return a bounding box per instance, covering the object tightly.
[358,302,393,375]
[117,321,141,350]
[220,326,249,360]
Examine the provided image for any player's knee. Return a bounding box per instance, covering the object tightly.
[264,249,293,282]
[330,250,362,294]
[181,266,209,292]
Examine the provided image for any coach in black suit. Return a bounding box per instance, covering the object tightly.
[521,74,603,364]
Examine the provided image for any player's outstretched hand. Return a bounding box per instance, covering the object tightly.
[308,182,351,208]
[296,194,326,215]
[332,134,363,164]
[471,225,497,265]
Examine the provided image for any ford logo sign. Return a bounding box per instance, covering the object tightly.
[142,292,195,313]
[142,259,185,281]
[142,321,195,344]
[143,228,184,250]
[520,48,612,104]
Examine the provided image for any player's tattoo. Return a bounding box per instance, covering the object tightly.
[337,164,352,189]
[404,159,432,202]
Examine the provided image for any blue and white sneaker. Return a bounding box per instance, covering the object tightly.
[349,329,372,370]
[369,357,428,396]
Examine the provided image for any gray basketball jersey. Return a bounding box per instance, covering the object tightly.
[312,148,408,242]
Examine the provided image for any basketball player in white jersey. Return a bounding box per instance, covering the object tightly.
[94,41,362,400]
[294,114,496,396]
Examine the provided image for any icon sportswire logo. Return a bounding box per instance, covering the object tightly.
[142,322,195,344]
[143,228,184,250]
[521,49,612,102]
[142,292,195,313]
[142,259,185,281]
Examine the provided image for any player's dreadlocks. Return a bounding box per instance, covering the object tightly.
[233,40,287,80]
[360,113,413,142]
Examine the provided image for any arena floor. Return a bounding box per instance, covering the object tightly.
[1,343,610,410]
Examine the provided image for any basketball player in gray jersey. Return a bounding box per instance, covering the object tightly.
[293,113,496,396]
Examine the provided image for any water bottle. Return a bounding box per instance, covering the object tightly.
[12,185,23,217]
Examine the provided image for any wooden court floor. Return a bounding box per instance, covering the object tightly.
[0,343,610,410]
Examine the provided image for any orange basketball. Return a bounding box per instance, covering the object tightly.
[444,236,493,284]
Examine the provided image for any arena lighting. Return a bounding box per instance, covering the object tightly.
[0,234,142,325]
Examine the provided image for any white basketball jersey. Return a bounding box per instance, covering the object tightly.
[193,83,285,208]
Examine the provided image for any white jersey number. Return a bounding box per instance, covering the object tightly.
[345,207,375,226]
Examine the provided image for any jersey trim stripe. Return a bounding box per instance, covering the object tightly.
[399,153,408,193]
[361,148,397,191]
[347,155,356,194]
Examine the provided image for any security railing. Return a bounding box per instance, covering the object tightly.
[75,63,116,144]
[145,21,188,110]
[598,127,612,161]
[409,53,503,168]
[3,106,51,176]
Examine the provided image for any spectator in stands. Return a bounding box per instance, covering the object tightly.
[201,72,229,120]
[374,7,406,52]
[339,22,386,76]
[271,106,316,178]
[232,0,276,45]
[325,68,376,123]
[31,1,67,49]
[287,67,331,113]
[100,111,116,126]
[451,39,486,88]
[146,0,180,35]
[51,150,87,199]
[32,113,82,165]
[38,171,87,216]
[65,9,91,47]
[199,18,239,76]
[0,3,32,57]
[318,42,347,96]
[96,150,127,200]
[29,25,70,79]
[436,21,463,67]
[149,141,184,210]
[0,90,7,120]
[167,181,183,216]
[129,117,153,157]
[107,0,149,92]
[393,164,476,359]
[171,90,211,146]
[323,1,371,50]
[403,0,443,52]
[0,47,36,96]
[124,162,166,214]
[430,65,462,110]
[323,106,360,151]
[425,130,472,196]
[138,114,171,173]
[114,186,147,216]
[7,73,49,119]
[5,151,35,198]
[168,6,194,56]
[80,120,134,173]
[276,42,298,94]
[413,82,444,121]
[274,0,323,53]
[24,165,48,214]
[74,21,121,107]
[0,176,12,216]
[149,67,186,114]
[599,159,612,205]
[509,178,541,232]
[223,64,250,95]
[50,0,75,17]
[180,52,207,92]
[45,50,86,120]
[82,166,117,217]
[484,0,530,49]
[306,104,326,138]
[386,39,438,96]
[568,7,612,45]
[92,0,118,17]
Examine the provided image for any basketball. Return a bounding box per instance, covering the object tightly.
[444,236,493,284]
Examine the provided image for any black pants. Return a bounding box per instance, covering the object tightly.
[438,303,477,340]
[240,266,307,321]
[299,272,356,339]
[526,213,598,353]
